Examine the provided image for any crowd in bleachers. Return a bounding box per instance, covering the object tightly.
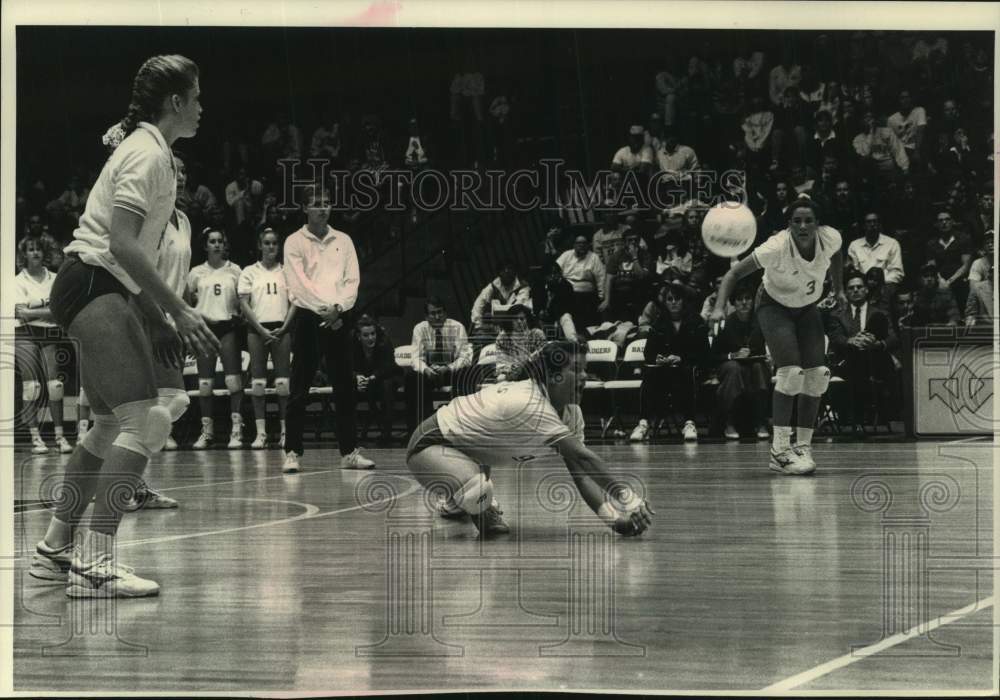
[13,31,995,447]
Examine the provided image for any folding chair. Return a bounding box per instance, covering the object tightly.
[582,339,619,438]
[602,338,646,438]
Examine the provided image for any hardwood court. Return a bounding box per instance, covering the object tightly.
[11,438,995,693]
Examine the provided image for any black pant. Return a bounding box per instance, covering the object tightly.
[362,375,404,439]
[285,309,356,457]
[639,365,697,421]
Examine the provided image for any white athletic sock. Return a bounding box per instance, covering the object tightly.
[772,426,793,452]
[78,419,89,433]
[201,417,213,435]
[255,418,266,435]
[81,530,115,564]
[29,426,41,440]
[280,419,286,432]
[231,412,242,429]
[43,517,73,550]
[54,425,64,439]
[797,427,814,447]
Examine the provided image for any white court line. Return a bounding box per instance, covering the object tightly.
[762,596,995,692]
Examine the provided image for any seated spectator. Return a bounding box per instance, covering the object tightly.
[760,180,796,237]
[592,206,628,264]
[630,282,709,443]
[407,297,475,427]
[892,286,916,333]
[924,211,973,308]
[470,260,532,333]
[655,234,692,279]
[533,260,580,342]
[601,229,654,321]
[911,262,961,326]
[864,267,893,317]
[847,212,904,296]
[711,285,770,440]
[805,110,850,179]
[771,86,810,170]
[611,125,655,177]
[741,96,775,170]
[353,314,404,445]
[853,108,910,187]
[261,112,303,165]
[494,304,548,381]
[887,89,927,167]
[225,167,264,228]
[768,57,802,107]
[358,114,390,174]
[968,229,994,283]
[403,117,433,171]
[973,187,993,240]
[556,234,606,329]
[941,127,982,189]
[655,134,699,183]
[48,175,89,223]
[699,274,735,324]
[310,112,343,165]
[965,265,994,327]
[824,271,898,429]
[645,112,666,152]
[824,179,863,241]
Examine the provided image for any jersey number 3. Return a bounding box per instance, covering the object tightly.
[805,280,816,295]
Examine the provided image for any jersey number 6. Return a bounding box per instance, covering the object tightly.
[213,283,222,296]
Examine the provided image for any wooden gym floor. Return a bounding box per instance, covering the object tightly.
[10,437,996,693]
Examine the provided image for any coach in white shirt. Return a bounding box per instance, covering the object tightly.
[556,234,606,328]
[847,212,904,295]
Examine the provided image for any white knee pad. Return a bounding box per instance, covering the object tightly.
[22,380,41,402]
[111,399,173,458]
[453,472,493,515]
[250,378,267,397]
[78,388,90,409]
[46,380,64,402]
[274,377,290,397]
[80,412,119,460]
[157,388,190,422]
[224,374,243,394]
[774,365,805,396]
[198,378,214,397]
[801,366,831,397]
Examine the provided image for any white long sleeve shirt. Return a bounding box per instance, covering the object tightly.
[282,225,360,314]
[556,250,606,298]
[470,276,533,327]
[847,234,904,285]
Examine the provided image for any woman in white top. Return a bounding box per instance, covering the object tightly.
[29,55,217,599]
[406,341,654,538]
[14,236,72,455]
[712,197,845,476]
[187,228,245,449]
[238,228,296,449]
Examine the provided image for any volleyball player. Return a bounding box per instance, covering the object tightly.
[406,341,655,537]
[14,236,72,454]
[238,228,295,449]
[711,197,845,475]
[187,229,245,449]
[29,55,218,597]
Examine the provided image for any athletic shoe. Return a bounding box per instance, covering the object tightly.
[724,424,740,440]
[31,438,49,454]
[227,431,243,450]
[769,447,815,476]
[792,444,817,472]
[192,432,213,450]
[250,434,267,450]
[629,419,650,442]
[282,451,300,474]
[341,448,375,470]
[437,497,466,519]
[755,425,770,440]
[682,421,698,442]
[28,541,74,582]
[473,505,510,537]
[65,554,160,598]
[56,436,74,454]
[133,483,179,510]
[163,436,178,451]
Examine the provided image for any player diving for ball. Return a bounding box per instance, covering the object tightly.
[406,340,655,537]
[711,196,845,475]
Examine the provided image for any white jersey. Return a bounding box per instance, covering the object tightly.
[157,210,191,298]
[436,380,585,466]
[237,261,289,324]
[187,261,242,322]
[752,226,842,308]
[14,268,57,328]
[64,122,176,294]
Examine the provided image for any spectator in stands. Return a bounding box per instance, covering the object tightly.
[942,127,982,189]
[655,234,692,281]
[225,167,264,229]
[645,112,666,152]
[741,96,775,172]
[261,112,303,165]
[557,234,606,329]
[805,110,849,179]
[824,271,898,429]
[932,98,965,151]
[450,57,486,167]
[494,304,547,381]
[711,284,769,440]
[310,111,343,166]
[911,261,961,326]
[403,117,433,172]
[592,206,628,265]
[470,260,532,333]
[847,212,904,296]
[853,108,910,190]
[601,229,653,322]
[892,286,916,332]
[630,282,709,443]
[964,258,994,327]
[654,62,681,129]
[48,175,89,225]
[973,187,993,240]
[768,53,802,107]
[760,180,796,237]
[408,296,474,425]
[968,229,993,283]
[533,259,580,342]
[655,133,699,183]
[771,86,809,170]
[887,89,927,168]
[824,179,863,241]
[612,125,655,177]
[358,114,390,174]
[924,210,973,307]
[864,267,893,317]
[353,314,404,445]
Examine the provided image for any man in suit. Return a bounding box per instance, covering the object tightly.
[824,271,898,429]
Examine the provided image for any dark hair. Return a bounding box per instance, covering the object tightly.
[845,270,866,287]
[787,196,821,223]
[425,296,446,313]
[119,55,199,139]
[202,227,227,250]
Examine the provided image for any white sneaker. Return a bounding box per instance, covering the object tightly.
[29,541,74,582]
[282,451,301,474]
[437,497,466,519]
[792,444,817,471]
[724,424,740,440]
[163,436,178,451]
[227,430,243,450]
[66,554,160,598]
[755,425,770,440]
[682,420,698,442]
[56,436,74,454]
[30,437,48,454]
[629,419,650,442]
[341,448,375,470]
[192,432,213,450]
[132,482,179,509]
[250,434,267,450]
[769,447,815,476]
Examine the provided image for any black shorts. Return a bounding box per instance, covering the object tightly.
[49,254,131,331]
[250,321,283,336]
[405,413,453,461]
[15,324,69,346]
[754,287,826,369]
[206,318,242,341]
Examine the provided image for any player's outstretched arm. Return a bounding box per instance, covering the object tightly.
[711,255,761,322]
